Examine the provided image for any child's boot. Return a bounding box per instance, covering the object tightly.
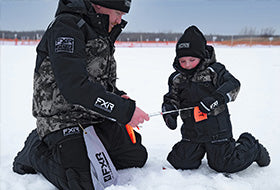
[256,143,270,167]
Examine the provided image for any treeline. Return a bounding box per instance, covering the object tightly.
[1,30,279,42]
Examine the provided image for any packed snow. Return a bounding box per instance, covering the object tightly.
[1,44,280,190]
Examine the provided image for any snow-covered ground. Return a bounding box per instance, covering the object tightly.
[1,45,280,190]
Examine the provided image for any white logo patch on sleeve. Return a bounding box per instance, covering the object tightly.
[55,37,74,53]
[94,97,115,113]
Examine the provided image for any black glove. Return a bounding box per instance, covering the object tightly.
[199,92,226,113]
[162,104,178,130]
[199,96,219,113]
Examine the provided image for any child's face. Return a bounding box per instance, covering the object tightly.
[179,56,201,70]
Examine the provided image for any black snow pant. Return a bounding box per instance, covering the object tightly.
[167,133,260,173]
[13,120,148,190]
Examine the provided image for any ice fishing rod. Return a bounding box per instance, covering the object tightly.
[126,106,206,144]
[148,107,195,117]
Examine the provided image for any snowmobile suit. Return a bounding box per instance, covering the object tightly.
[163,45,240,143]
[14,121,146,190]
[164,45,264,173]
[13,0,148,189]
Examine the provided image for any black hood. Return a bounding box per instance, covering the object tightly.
[54,0,127,39]
[55,0,88,16]
[173,45,217,76]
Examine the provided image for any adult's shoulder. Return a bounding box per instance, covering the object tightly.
[47,13,83,32]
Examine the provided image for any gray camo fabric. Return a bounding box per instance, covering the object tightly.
[33,37,119,138]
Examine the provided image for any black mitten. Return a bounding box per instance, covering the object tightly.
[199,96,219,113]
[199,92,226,113]
[164,114,177,130]
[162,104,178,130]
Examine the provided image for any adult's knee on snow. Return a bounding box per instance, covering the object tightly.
[134,133,148,168]
[138,148,148,167]
[113,144,148,170]
[131,145,148,168]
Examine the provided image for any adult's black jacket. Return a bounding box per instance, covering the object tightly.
[33,0,135,138]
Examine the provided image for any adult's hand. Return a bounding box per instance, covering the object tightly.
[128,106,150,128]
[121,94,130,99]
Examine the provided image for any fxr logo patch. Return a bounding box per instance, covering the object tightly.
[124,0,131,7]
[96,152,114,182]
[178,42,190,49]
[63,127,80,136]
[210,100,219,109]
[55,37,74,53]
[94,97,115,113]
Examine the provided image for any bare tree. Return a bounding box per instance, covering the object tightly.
[239,27,257,35]
[260,27,276,37]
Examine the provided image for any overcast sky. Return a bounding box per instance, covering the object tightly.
[1,0,280,35]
